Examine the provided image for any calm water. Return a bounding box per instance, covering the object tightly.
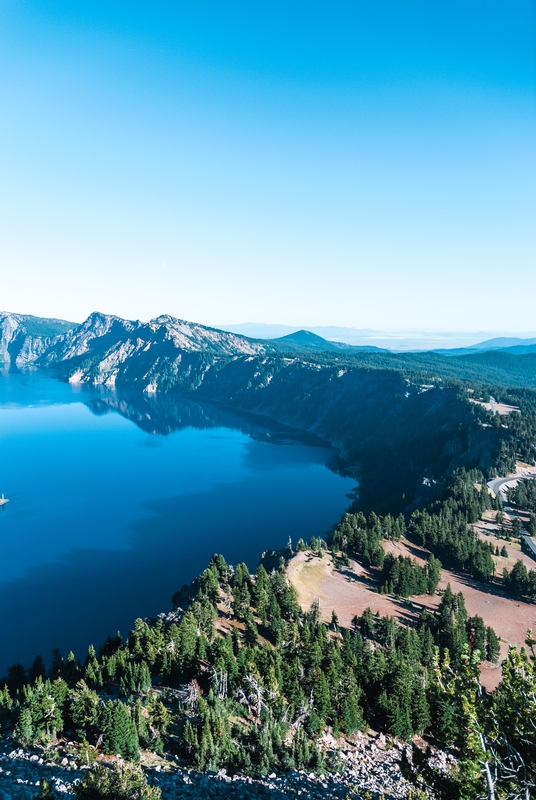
[0,370,355,673]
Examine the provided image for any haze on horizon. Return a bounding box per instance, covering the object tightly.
[1,1,535,332]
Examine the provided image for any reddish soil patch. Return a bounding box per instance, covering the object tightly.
[287,542,536,691]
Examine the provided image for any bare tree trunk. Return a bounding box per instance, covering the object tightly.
[484,762,496,800]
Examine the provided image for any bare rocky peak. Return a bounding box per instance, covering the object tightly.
[22,311,273,388]
[78,310,141,335]
[43,312,143,361]
[149,314,267,355]
[1,310,272,387]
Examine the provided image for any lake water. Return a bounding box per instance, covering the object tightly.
[0,370,355,674]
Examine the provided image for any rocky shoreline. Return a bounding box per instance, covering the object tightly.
[0,729,455,800]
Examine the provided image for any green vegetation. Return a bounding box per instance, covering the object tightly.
[332,468,498,591]
[401,640,536,799]
[0,543,505,788]
[508,477,536,512]
[0,472,534,798]
[74,761,161,800]
[380,552,442,597]
[2,319,536,797]
[409,469,497,582]
[503,559,536,601]
[16,315,75,339]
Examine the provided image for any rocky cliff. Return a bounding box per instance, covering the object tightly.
[0,312,75,368]
[37,311,277,388]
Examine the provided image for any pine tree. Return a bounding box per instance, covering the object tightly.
[34,778,54,800]
[29,655,47,683]
[410,676,430,735]
[182,719,198,755]
[342,677,364,734]
[426,555,442,594]
[14,707,34,748]
[70,681,100,741]
[243,611,259,647]
[485,627,500,663]
[101,700,140,761]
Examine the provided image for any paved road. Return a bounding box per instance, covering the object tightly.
[487,472,536,498]
[487,472,536,550]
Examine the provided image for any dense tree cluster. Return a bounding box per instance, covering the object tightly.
[1,379,535,798]
[331,471,497,593]
[0,649,170,761]
[331,510,431,586]
[508,476,536,513]
[497,389,536,468]
[503,559,536,601]
[380,553,442,597]
[332,511,406,567]
[401,640,536,800]
[409,469,497,582]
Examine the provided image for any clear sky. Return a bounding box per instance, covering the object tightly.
[1,1,535,330]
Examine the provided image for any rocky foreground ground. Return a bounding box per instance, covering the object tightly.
[0,730,459,800]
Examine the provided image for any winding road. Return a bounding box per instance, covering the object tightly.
[487,469,536,561]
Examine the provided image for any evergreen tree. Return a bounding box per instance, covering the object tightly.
[29,655,47,683]
[100,700,140,761]
[485,627,501,663]
[74,761,160,800]
[70,680,101,741]
[14,706,34,748]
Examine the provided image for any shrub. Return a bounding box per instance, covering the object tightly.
[73,761,161,800]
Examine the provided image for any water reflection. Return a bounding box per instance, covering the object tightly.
[0,371,355,673]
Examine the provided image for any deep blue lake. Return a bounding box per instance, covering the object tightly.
[0,370,355,674]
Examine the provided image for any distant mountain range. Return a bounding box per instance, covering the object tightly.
[271,329,386,354]
[4,311,536,371]
[221,323,536,352]
[433,337,536,357]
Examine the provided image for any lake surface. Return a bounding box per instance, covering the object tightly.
[0,370,356,674]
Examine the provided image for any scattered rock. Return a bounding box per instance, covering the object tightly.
[0,732,456,800]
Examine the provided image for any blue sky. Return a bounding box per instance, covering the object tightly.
[1,1,535,330]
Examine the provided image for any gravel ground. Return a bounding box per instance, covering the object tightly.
[0,731,428,800]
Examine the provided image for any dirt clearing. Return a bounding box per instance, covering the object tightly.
[287,543,536,690]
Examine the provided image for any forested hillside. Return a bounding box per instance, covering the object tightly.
[1,493,533,800]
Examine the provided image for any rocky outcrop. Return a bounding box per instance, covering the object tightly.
[0,313,74,368]
[1,311,274,376]
[0,731,458,800]
[37,312,273,388]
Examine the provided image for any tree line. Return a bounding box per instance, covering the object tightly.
[331,469,498,590]
[0,546,512,794]
[508,477,536,513]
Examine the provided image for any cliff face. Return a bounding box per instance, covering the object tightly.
[77,354,492,513]
[0,312,74,367]
[183,356,494,512]
[38,311,274,387]
[1,311,274,373]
